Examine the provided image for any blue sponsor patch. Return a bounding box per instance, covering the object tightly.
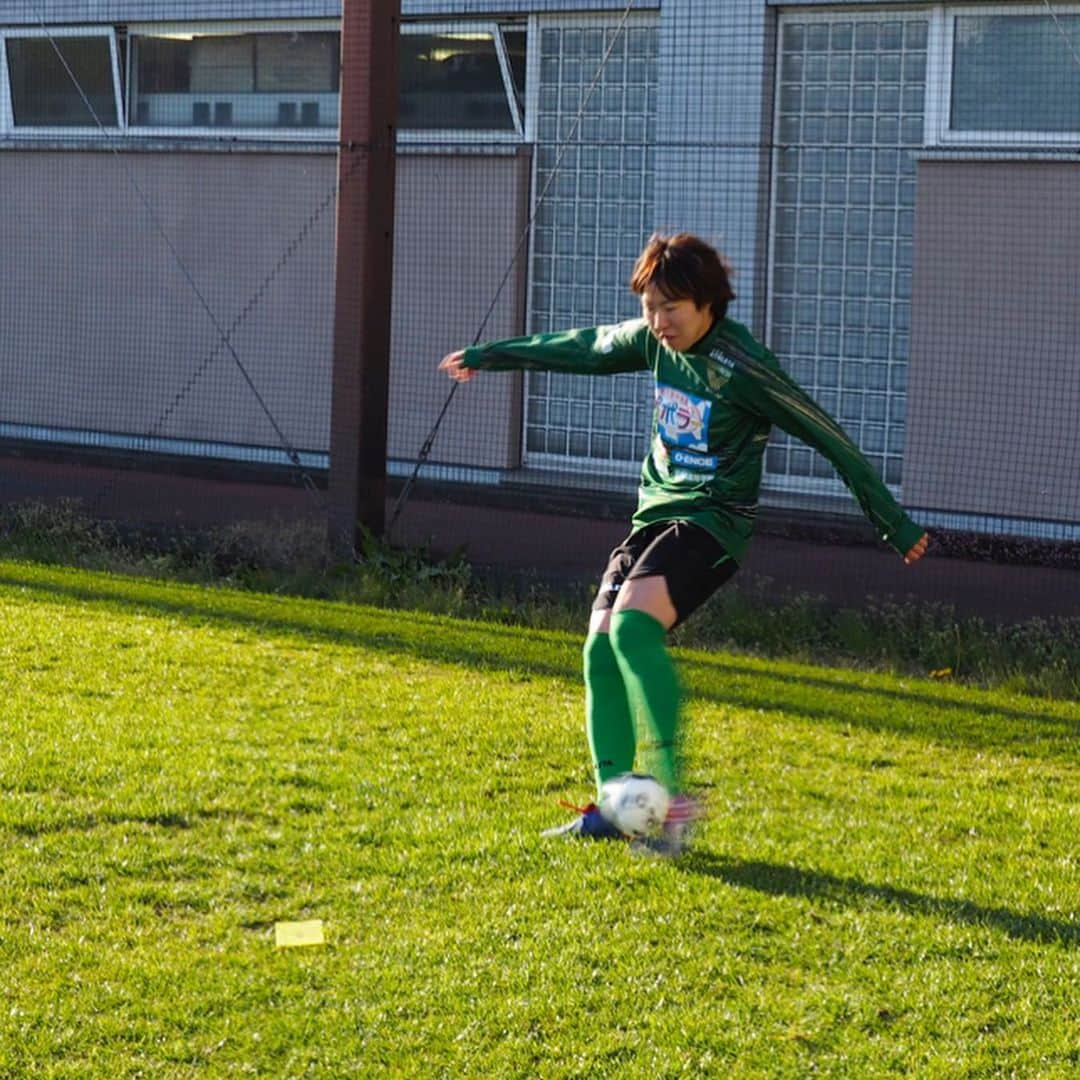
[669,447,718,471]
[655,384,711,451]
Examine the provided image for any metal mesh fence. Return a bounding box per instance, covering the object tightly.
[1,3,1078,598]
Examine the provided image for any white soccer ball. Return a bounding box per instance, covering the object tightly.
[600,772,670,838]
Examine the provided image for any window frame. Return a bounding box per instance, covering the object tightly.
[0,25,124,135]
[0,32,11,131]
[926,4,1080,146]
[124,19,341,141]
[0,18,530,143]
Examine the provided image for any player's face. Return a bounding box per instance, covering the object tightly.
[640,284,714,352]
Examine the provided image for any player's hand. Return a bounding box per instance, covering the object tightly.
[904,532,929,565]
[439,350,476,383]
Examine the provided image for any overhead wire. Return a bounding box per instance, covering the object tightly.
[1041,0,1080,70]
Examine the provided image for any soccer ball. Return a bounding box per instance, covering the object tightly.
[599,772,670,838]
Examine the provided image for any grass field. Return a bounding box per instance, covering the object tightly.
[1,559,1077,1077]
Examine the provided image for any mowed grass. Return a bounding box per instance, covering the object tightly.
[0,560,1076,1078]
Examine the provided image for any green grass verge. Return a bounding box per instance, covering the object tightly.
[1,560,1077,1077]
[0,499,1077,700]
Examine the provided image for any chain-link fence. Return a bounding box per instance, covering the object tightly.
[1,2,1078,594]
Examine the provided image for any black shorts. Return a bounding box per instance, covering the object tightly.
[591,520,739,627]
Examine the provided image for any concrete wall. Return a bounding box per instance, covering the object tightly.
[0,2,338,22]
[905,160,1080,525]
[0,147,530,468]
[0,149,337,452]
[389,150,531,469]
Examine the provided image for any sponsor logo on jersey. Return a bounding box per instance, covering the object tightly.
[670,447,719,471]
[654,383,711,451]
[708,348,736,372]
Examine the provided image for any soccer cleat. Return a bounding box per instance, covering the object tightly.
[631,793,703,858]
[541,801,626,840]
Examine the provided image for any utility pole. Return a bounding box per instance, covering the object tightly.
[328,0,400,555]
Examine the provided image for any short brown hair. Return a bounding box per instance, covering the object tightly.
[629,232,736,320]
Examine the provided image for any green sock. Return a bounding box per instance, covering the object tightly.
[608,608,681,793]
[582,631,636,798]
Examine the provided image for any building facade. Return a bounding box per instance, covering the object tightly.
[0,0,1077,540]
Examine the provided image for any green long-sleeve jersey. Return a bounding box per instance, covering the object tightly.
[461,316,923,564]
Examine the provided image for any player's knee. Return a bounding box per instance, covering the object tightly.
[583,626,617,673]
[587,607,612,637]
[608,608,666,664]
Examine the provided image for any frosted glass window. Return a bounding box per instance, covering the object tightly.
[525,16,658,468]
[770,15,929,489]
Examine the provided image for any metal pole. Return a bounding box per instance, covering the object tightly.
[328,0,400,555]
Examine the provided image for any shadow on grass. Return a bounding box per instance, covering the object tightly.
[2,566,1076,760]
[7,806,261,838]
[677,655,1080,754]
[684,850,1079,946]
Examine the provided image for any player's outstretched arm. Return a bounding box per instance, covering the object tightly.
[439,350,476,382]
[904,532,929,565]
[440,323,649,378]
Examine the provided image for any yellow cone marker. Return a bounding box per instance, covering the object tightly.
[275,920,325,948]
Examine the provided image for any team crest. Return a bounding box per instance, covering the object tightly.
[706,348,736,391]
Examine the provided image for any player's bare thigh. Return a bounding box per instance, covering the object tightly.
[587,574,677,635]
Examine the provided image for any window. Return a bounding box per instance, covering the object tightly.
[399,24,526,136]
[524,15,659,473]
[769,13,929,491]
[129,27,340,130]
[0,20,529,140]
[931,7,1080,143]
[4,32,119,128]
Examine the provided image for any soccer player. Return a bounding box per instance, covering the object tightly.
[440,232,928,855]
